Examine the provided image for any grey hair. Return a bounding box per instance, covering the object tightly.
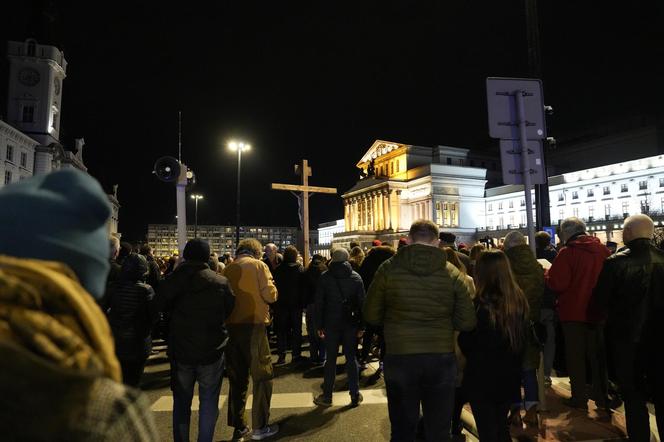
[560,217,586,242]
[109,236,120,258]
[503,231,526,250]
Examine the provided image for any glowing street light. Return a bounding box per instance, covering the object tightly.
[228,140,251,249]
[191,193,204,237]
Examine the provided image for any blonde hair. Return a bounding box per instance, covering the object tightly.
[349,246,365,266]
[474,250,529,352]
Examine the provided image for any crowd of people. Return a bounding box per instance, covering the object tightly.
[0,168,662,441]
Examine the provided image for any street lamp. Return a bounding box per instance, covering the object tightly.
[228,141,251,249]
[191,194,204,237]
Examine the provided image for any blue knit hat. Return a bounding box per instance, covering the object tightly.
[0,169,111,299]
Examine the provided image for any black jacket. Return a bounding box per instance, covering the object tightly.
[143,254,162,290]
[536,246,558,310]
[156,261,235,365]
[314,261,365,331]
[592,238,664,344]
[458,302,525,401]
[273,262,304,310]
[358,246,395,290]
[302,260,327,306]
[104,254,156,360]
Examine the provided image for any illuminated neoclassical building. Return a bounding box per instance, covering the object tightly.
[333,140,499,247]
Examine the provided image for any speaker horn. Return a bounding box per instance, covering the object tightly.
[153,156,182,183]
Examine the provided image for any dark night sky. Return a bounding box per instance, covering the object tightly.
[2,1,662,242]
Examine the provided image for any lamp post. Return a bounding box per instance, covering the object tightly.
[191,194,204,237]
[228,141,251,249]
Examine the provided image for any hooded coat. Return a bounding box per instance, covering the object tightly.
[364,244,476,354]
[547,235,610,323]
[505,244,545,369]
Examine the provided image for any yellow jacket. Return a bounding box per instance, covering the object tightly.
[224,255,278,325]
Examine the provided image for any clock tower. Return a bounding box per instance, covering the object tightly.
[6,39,67,146]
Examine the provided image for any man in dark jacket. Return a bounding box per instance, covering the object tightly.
[313,247,366,407]
[440,231,473,276]
[103,253,156,387]
[139,244,162,290]
[547,217,612,410]
[302,254,327,366]
[592,215,664,440]
[273,245,305,365]
[535,230,558,386]
[365,220,476,441]
[357,245,395,368]
[157,238,235,442]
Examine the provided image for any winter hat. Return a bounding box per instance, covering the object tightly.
[0,169,111,299]
[331,247,350,263]
[120,253,149,282]
[183,238,210,262]
[372,239,382,247]
[439,232,456,244]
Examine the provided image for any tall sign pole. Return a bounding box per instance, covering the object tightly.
[516,90,537,252]
[272,159,337,265]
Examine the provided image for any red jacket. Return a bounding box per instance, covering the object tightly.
[546,235,610,323]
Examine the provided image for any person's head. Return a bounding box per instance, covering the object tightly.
[120,253,149,282]
[439,231,456,247]
[350,246,365,262]
[503,231,526,251]
[139,244,153,257]
[330,247,350,263]
[283,245,299,264]
[0,169,112,299]
[622,214,654,243]
[470,243,486,261]
[535,231,552,250]
[560,217,587,244]
[398,237,408,249]
[349,241,360,250]
[118,241,133,262]
[238,238,263,259]
[183,238,211,263]
[110,236,120,260]
[474,250,529,352]
[208,253,220,271]
[308,253,328,272]
[264,243,277,260]
[372,239,382,247]
[220,252,232,264]
[443,247,467,275]
[409,220,440,246]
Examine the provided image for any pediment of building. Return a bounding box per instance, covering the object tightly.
[357,140,409,168]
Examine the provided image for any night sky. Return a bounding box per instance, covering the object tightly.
[2,1,662,242]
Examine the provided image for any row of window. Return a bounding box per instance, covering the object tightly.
[556,179,662,201]
[555,199,662,220]
[445,157,498,170]
[376,159,401,177]
[5,145,29,168]
[488,199,526,212]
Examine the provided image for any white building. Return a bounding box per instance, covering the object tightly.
[1,120,38,186]
[313,219,345,257]
[483,154,664,245]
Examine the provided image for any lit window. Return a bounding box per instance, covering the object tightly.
[589,207,594,218]
[660,178,664,188]
[587,189,594,198]
[573,207,579,217]
[605,204,611,216]
[520,199,525,207]
[6,145,14,162]
[621,184,628,193]
[603,186,610,195]
[488,203,493,212]
[396,160,400,173]
[639,181,647,190]
[498,202,503,210]
[558,193,564,201]
[4,170,12,185]
[572,191,578,199]
[509,201,513,209]
[622,201,630,215]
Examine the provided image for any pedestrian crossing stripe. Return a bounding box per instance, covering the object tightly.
[151,389,389,412]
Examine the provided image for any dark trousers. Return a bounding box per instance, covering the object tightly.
[305,304,325,363]
[322,327,360,397]
[361,324,385,362]
[612,340,663,441]
[119,357,147,388]
[540,308,556,378]
[227,324,274,430]
[561,322,608,404]
[511,369,539,409]
[384,353,456,442]
[452,385,469,435]
[470,398,511,442]
[171,355,225,442]
[276,308,303,358]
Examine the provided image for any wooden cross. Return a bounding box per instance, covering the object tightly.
[271,159,337,265]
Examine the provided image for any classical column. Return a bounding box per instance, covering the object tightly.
[383,190,391,231]
[371,192,377,231]
[431,198,438,225]
[386,190,393,230]
[395,190,402,230]
[352,198,358,231]
[377,191,384,230]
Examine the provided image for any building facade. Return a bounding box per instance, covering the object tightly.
[313,219,345,257]
[334,140,490,248]
[147,224,299,257]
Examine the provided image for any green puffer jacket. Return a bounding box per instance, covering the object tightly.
[363,244,476,354]
[505,244,544,369]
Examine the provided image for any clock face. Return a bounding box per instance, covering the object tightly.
[18,68,40,87]
[54,78,61,95]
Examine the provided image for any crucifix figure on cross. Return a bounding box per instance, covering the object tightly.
[271,159,337,265]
